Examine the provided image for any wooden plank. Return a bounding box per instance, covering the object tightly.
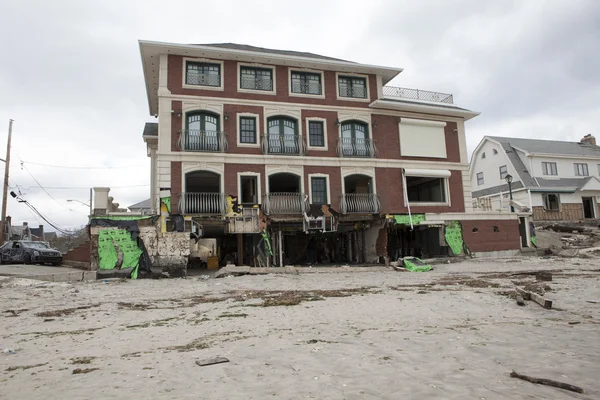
[530,292,553,309]
[536,272,552,281]
[515,286,531,300]
[510,370,583,393]
[195,357,229,367]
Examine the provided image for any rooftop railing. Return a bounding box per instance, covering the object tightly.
[382,86,454,104]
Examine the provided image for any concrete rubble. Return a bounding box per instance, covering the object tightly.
[535,222,600,257]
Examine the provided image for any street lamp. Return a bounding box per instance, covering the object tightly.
[67,199,92,216]
[505,174,514,212]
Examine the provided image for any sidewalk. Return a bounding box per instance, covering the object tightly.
[0,264,96,282]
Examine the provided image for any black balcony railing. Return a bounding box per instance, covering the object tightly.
[178,192,225,215]
[336,137,378,158]
[340,193,381,214]
[177,130,228,152]
[261,134,306,155]
[382,86,454,104]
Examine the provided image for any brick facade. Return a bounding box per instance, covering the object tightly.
[461,220,521,252]
[532,203,584,221]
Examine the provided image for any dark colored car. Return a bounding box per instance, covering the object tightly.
[0,241,63,266]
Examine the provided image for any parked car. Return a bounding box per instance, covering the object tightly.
[0,241,63,266]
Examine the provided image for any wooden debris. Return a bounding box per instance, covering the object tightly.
[195,357,229,367]
[536,272,552,281]
[515,287,531,301]
[530,291,553,309]
[510,370,583,393]
[568,321,580,325]
[586,300,599,304]
[515,295,525,306]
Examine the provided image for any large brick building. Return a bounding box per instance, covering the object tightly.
[139,41,523,267]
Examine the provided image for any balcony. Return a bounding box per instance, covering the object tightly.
[382,86,454,104]
[336,137,378,158]
[177,129,228,152]
[339,193,381,214]
[178,192,225,215]
[262,193,309,215]
[261,134,306,155]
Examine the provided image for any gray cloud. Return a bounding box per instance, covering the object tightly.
[1,0,598,230]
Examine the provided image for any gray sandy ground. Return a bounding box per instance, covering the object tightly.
[1,256,599,399]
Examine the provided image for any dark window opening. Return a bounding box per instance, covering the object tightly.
[311,177,327,205]
[269,173,300,193]
[185,171,220,193]
[542,193,560,211]
[338,76,367,98]
[493,226,500,232]
[472,227,479,232]
[186,62,220,87]
[344,174,372,194]
[291,71,322,95]
[406,177,446,203]
[308,121,325,147]
[240,176,258,205]
[239,117,257,144]
[240,66,273,91]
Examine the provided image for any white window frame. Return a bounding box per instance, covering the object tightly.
[542,193,561,211]
[575,163,589,176]
[305,117,328,151]
[236,113,260,148]
[288,68,325,99]
[308,173,331,205]
[499,165,508,180]
[335,72,370,102]
[403,175,451,207]
[237,172,262,205]
[477,172,484,186]
[542,162,558,176]
[182,57,224,91]
[237,62,276,95]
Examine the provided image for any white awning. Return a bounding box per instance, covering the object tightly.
[403,168,451,178]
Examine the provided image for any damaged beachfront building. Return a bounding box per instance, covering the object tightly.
[128,40,525,272]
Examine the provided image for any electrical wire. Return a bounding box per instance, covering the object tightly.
[20,164,74,211]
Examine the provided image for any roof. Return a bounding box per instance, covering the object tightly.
[499,141,538,187]
[45,232,58,240]
[30,226,43,238]
[371,98,479,120]
[532,177,593,191]
[488,136,600,157]
[472,181,525,198]
[143,122,158,137]
[195,43,351,63]
[128,198,151,210]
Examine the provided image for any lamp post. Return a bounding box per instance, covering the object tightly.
[505,174,514,212]
[67,199,91,216]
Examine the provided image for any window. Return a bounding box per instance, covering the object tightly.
[184,112,220,151]
[341,121,371,157]
[239,116,257,144]
[338,76,367,98]
[291,71,322,95]
[308,121,325,147]
[266,117,299,154]
[575,163,589,176]
[542,193,561,211]
[240,66,273,91]
[493,149,498,155]
[481,152,486,159]
[499,165,508,180]
[186,62,220,87]
[406,177,446,203]
[477,172,484,186]
[240,176,258,204]
[542,162,558,176]
[311,177,328,205]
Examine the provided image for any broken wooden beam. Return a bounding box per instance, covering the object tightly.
[516,295,525,306]
[530,291,553,309]
[510,370,583,393]
[536,272,552,281]
[515,286,531,300]
[195,357,229,367]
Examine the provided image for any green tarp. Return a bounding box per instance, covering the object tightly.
[98,229,143,279]
[261,229,273,256]
[161,197,171,213]
[444,221,464,255]
[403,257,432,272]
[531,235,537,247]
[393,214,425,225]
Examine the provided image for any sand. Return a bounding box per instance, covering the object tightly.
[1,256,599,399]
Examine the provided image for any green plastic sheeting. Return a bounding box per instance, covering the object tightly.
[261,229,273,256]
[97,229,143,279]
[393,214,425,225]
[531,235,537,247]
[91,215,152,221]
[403,257,432,272]
[444,221,464,255]
[161,197,171,213]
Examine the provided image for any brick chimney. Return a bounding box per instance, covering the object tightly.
[580,134,596,146]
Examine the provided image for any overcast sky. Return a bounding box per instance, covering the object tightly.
[1,0,598,231]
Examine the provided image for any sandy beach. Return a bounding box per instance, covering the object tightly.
[1,256,599,399]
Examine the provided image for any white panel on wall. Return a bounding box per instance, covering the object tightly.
[400,118,447,158]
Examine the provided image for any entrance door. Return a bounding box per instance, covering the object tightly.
[582,197,595,219]
[519,217,528,247]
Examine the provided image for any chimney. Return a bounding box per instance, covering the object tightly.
[580,134,596,146]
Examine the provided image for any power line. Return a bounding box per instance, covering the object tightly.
[21,160,146,170]
[20,164,74,212]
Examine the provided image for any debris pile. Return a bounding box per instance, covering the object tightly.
[535,223,600,256]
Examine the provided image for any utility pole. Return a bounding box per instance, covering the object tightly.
[0,119,13,244]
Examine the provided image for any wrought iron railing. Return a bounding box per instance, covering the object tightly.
[178,192,225,215]
[240,76,273,91]
[382,86,454,104]
[177,130,228,152]
[186,72,220,87]
[336,137,378,158]
[262,192,309,215]
[291,82,322,95]
[339,85,367,99]
[261,134,306,155]
[339,193,381,214]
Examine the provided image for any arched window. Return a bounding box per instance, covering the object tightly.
[481,152,486,159]
[493,149,498,155]
[341,121,370,157]
[266,117,299,154]
[184,112,221,151]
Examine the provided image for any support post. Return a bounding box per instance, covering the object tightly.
[237,233,243,266]
[278,229,283,267]
[0,119,13,244]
